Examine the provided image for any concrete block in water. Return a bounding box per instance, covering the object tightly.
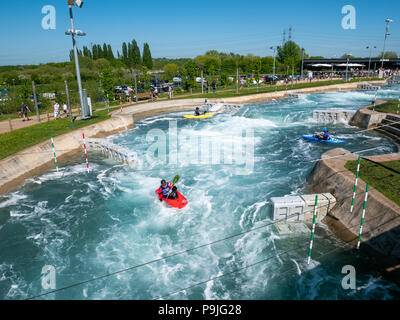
[270,196,306,222]
[313,110,356,123]
[300,193,336,222]
[269,193,336,223]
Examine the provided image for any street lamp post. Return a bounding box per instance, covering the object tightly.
[65,0,90,119]
[381,19,393,71]
[270,46,277,91]
[366,46,376,79]
[301,48,305,81]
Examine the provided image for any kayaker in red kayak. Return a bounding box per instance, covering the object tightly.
[156,179,178,200]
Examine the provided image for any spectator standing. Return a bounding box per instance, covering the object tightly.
[212,81,217,93]
[21,101,31,121]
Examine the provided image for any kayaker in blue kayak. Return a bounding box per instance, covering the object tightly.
[314,128,330,140]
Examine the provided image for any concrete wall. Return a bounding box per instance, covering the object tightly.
[307,148,400,258]
[349,101,388,129]
[0,114,134,195]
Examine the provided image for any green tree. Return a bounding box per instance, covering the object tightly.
[132,40,141,68]
[183,60,197,89]
[141,66,151,90]
[164,63,179,79]
[122,42,128,66]
[378,51,398,59]
[107,45,114,61]
[277,41,303,73]
[142,43,153,69]
[260,56,274,74]
[94,58,111,71]
[100,68,114,100]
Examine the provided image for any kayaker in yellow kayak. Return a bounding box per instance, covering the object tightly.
[195,107,207,116]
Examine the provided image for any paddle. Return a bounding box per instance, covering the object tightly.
[165,175,180,200]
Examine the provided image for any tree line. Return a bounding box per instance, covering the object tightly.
[69,40,153,70]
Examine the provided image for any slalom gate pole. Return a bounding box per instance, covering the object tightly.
[50,133,59,172]
[82,132,89,173]
[307,195,318,265]
[356,183,369,250]
[350,156,361,213]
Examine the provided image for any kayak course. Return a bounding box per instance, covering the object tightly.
[1,87,400,299]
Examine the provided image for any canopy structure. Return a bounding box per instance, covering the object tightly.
[335,63,365,67]
[310,64,332,67]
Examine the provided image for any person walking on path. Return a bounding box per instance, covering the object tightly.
[62,102,68,117]
[21,102,31,121]
[53,101,60,120]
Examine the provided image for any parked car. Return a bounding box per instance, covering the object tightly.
[173,77,182,83]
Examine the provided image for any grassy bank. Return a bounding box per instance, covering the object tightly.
[0,108,118,160]
[345,159,400,206]
[369,99,400,114]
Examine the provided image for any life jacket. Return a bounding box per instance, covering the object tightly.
[159,182,172,195]
[323,132,330,140]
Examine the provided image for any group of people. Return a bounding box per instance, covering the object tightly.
[19,101,69,121]
[53,101,68,120]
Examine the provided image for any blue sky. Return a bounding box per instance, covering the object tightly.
[1,0,400,65]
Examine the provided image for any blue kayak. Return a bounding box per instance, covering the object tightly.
[302,134,346,144]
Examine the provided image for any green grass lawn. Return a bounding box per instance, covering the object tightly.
[345,159,400,206]
[369,99,400,114]
[0,108,116,160]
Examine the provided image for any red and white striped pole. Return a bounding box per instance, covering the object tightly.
[82,132,89,173]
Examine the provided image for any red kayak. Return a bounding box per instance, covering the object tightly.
[156,190,188,209]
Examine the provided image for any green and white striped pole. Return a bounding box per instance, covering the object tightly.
[50,133,59,172]
[350,156,361,213]
[356,184,369,250]
[307,195,318,265]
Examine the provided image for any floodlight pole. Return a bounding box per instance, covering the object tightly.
[301,48,305,80]
[381,19,392,70]
[366,46,376,79]
[67,3,87,118]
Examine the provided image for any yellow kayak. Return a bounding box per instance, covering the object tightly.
[184,113,215,119]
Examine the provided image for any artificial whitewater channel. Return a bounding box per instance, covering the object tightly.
[1,86,400,299]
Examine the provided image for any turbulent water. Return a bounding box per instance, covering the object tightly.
[1,86,400,300]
